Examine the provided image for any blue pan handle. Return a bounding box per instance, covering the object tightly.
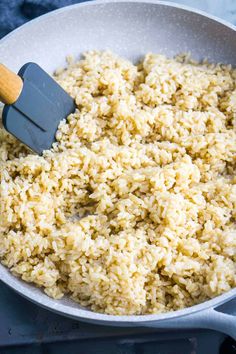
[147,299,236,339]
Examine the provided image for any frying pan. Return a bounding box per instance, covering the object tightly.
[0,0,236,339]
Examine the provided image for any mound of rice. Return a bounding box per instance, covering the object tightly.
[0,51,235,315]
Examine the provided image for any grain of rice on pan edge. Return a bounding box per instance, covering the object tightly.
[0,51,235,315]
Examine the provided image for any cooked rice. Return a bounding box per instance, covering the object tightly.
[0,51,235,315]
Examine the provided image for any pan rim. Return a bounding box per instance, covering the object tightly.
[1,270,236,322]
[1,0,236,49]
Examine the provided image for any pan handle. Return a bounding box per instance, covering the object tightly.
[147,301,236,339]
[178,307,236,340]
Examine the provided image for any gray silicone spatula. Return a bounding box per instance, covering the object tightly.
[0,63,75,154]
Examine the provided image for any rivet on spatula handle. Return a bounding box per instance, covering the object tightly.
[0,64,23,105]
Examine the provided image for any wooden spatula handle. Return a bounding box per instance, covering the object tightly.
[0,64,23,105]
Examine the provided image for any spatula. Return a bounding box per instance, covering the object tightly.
[0,63,76,154]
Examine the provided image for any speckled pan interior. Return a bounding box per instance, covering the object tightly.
[0,0,236,326]
[1,0,236,73]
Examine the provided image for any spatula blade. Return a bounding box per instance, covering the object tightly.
[2,63,75,154]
